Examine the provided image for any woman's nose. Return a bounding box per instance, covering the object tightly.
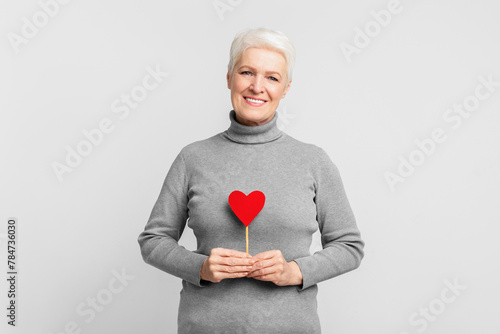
[250,75,264,93]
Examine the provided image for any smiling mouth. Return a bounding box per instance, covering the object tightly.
[244,97,267,105]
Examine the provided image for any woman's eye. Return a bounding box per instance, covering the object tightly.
[269,76,278,82]
[241,71,251,76]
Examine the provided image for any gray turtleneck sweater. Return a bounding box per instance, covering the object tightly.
[138,110,364,333]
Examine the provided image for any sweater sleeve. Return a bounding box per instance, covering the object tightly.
[138,149,208,287]
[293,148,364,291]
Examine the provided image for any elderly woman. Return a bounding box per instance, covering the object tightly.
[138,27,364,333]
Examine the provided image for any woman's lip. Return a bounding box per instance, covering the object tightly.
[243,96,267,107]
[244,96,267,102]
[244,99,267,107]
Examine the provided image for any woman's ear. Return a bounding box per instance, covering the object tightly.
[282,80,292,98]
[226,72,231,90]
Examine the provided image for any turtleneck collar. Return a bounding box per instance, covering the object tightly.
[223,109,284,144]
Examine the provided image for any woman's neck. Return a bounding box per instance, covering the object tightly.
[224,110,283,144]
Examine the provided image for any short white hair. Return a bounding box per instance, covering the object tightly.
[227,27,295,83]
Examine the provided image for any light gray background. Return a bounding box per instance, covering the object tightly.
[1,0,499,333]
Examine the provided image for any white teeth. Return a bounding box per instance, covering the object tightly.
[245,97,265,104]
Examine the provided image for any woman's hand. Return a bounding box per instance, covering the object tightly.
[200,248,255,283]
[247,250,303,286]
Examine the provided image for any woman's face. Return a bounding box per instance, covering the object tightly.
[227,47,291,126]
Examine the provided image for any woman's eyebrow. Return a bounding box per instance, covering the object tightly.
[237,65,282,77]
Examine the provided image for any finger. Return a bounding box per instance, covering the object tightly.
[219,256,255,267]
[212,271,249,282]
[250,273,278,282]
[214,248,252,259]
[213,264,253,274]
[247,265,279,278]
[251,250,280,261]
[249,258,276,272]
[253,258,283,269]
[225,272,250,279]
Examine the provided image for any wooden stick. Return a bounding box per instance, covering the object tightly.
[246,226,249,254]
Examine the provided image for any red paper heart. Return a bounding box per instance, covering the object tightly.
[228,190,265,227]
